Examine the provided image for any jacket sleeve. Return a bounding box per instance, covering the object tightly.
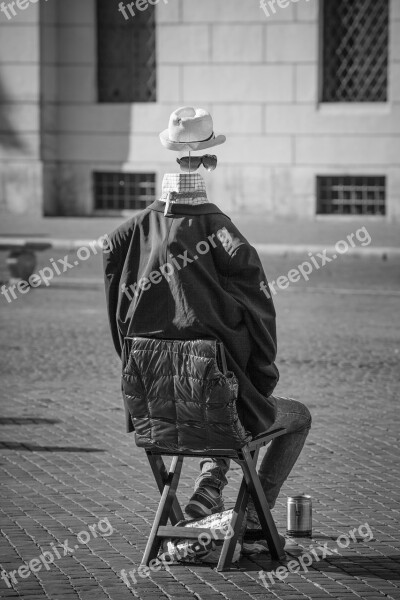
[103,238,137,434]
[225,237,279,397]
[103,240,123,358]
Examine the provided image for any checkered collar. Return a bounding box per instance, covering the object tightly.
[160,173,209,205]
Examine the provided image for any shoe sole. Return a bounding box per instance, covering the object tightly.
[184,501,224,519]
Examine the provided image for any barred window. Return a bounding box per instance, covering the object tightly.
[321,0,388,102]
[317,176,386,216]
[96,0,156,103]
[94,172,156,211]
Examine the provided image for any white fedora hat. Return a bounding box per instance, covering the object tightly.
[160,106,226,151]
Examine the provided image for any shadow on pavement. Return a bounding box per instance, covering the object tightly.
[314,555,400,579]
[0,441,105,452]
[0,417,61,425]
[226,553,400,576]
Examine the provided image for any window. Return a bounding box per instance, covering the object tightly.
[94,172,156,211]
[96,0,156,103]
[316,176,386,215]
[321,0,388,102]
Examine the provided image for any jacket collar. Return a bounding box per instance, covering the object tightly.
[148,199,231,219]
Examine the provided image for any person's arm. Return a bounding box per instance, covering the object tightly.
[103,238,123,358]
[223,231,279,396]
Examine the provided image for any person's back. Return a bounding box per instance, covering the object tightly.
[103,107,311,554]
[104,178,279,437]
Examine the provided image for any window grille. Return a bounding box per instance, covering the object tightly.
[321,0,388,102]
[316,176,386,215]
[94,172,156,211]
[96,0,156,103]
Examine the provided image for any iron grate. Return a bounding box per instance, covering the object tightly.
[322,0,388,102]
[96,0,156,103]
[316,176,386,215]
[94,172,156,211]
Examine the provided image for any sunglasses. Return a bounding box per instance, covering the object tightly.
[176,154,217,172]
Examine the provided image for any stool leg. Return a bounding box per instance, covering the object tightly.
[146,452,184,525]
[216,477,248,571]
[141,455,183,566]
[240,446,286,561]
[216,449,259,572]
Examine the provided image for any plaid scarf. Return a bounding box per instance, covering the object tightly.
[160,173,209,216]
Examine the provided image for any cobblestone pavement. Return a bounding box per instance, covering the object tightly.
[0,254,399,600]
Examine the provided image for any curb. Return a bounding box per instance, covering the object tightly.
[0,237,107,252]
[253,243,400,258]
[1,237,399,258]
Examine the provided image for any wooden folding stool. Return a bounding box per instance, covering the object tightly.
[140,427,287,572]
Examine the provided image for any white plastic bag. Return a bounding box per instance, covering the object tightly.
[159,509,243,564]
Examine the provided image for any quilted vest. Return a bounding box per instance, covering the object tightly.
[121,337,252,452]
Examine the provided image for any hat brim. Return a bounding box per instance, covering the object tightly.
[160,129,226,151]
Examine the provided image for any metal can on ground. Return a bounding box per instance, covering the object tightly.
[287,495,312,537]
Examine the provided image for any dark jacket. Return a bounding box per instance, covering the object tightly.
[103,199,279,437]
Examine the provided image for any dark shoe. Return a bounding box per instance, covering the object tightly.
[242,504,286,554]
[184,487,225,519]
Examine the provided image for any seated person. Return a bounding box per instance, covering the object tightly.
[103,106,312,552]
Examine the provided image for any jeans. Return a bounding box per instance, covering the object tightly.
[194,396,312,510]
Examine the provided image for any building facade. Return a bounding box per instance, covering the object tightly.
[0,0,399,219]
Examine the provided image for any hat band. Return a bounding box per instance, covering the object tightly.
[170,132,215,144]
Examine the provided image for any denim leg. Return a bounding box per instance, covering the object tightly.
[193,398,311,501]
[194,457,230,491]
[255,396,312,510]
